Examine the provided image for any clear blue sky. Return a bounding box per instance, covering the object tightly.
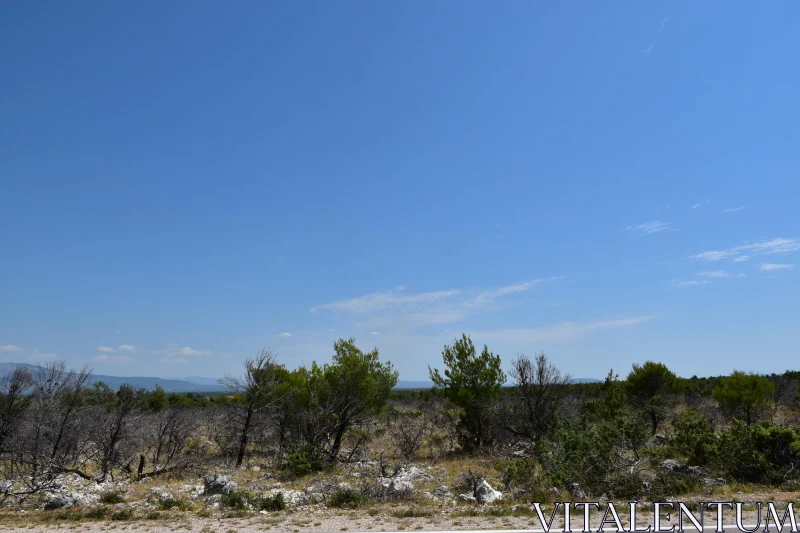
[2,2,798,381]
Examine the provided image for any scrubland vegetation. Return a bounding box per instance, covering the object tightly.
[2,333,800,529]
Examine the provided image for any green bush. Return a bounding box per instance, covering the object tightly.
[286,451,314,477]
[111,509,133,521]
[329,489,362,509]
[256,492,286,512]
[494,458,537,491]
[605,470,646,500]
[670,408,718,465]
[219,490,251,510]
[82,507,109,520]
[146,511,166,520]
[100,490,126,504]
[534,422,617,493]
[716,422,800,483]
[48,510,83,522]
[648,471,703,501]
[157,496,187,511]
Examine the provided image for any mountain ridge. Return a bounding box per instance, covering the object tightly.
[0,363,601,391]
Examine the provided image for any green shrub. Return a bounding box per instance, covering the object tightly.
[83,507,109,520]
[146,511,165,520]
[157,496,187,511]
[648,471,703,501]
[285,450,325,477]
[329,489,362,509]
[286,451,313,477]
[220,490,251,510]
[111,509,133,521]
[256,492,286,512]
[494,459,537,491]
[100,490,126,504]
[605,470,646,500]
[715,422,800,483]
[670,408,718,465]
[48,510,83,522]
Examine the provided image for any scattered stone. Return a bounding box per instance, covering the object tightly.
[660,459,708,476]
[652,434,668,446]
[148,487,173,502]
[703,477,726,487]
[387,479,414,498]
[204,494,222,508]
[203,474,238,495]
[433,486,451,498]
[251,465,261,472]
[474,480,502,503]
[396,466,432,482]
[265,489,308,507]
[459,492,477,503]
[44,496,76,511]
[570,482,586,499]
[182,484,205,498]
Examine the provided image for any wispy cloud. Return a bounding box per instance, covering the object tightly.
[29,350,56,361]
[472,316,657,344]
[0,345,23,352]
[641,16,671,55]
[311,288,462,314]
[154,345,213,363]
[692,201,710,209]
[177,347,211,356]
[733,256,750,262]
[370,331,380,336]
[117,344,135,352]
[93,354,136,363]
[98,346,115,353]
[278,332,292,338]
[310,278,560,328]
[691,238,800,262]
[760,263,793,272]
[698,271,728,278]
[673,280,711,288]
[723,207,746,213]
[627,221,672,236]
[697,271,744,279]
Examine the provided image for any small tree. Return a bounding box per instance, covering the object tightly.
[505,352,571,444]
[625,361,678,435]
[221,348,284,467]
[0,367,33,454]
[712,370,775,426]
[429,334,506,451]
[318,338,398,461]
[88,381,146,482]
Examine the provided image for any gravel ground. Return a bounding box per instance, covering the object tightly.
[0,506,788,533]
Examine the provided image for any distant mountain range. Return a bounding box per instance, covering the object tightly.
[0,362,601,392]
[0,362,226,393]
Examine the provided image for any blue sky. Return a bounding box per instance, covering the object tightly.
[1,2,799,381]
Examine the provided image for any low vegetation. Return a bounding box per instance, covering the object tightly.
[2,334,800,523]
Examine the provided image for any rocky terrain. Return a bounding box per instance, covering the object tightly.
[0,458,795,532]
